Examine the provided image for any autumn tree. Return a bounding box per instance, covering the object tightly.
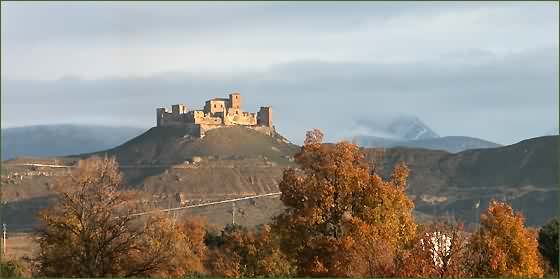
[0,259,26,278]
[35,156,204,277]
[538,218,559,275]
[468,200,544,277]
[178,216,209,275]
[205,224,294,277]
[273,129,416,277]
[398,222,470,277]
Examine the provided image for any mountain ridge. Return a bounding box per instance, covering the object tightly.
[354,135,501,153]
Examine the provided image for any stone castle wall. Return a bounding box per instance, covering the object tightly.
[223,111,257,126]
[156,92,272,138]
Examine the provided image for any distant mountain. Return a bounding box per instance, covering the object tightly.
[1,124,145,160]
[352,115,500,153]
[385,115,439,140]
[354,135,501,153]
[353,115,439,142]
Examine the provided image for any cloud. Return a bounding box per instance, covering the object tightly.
[2,3,557,80]
[2,46,557,145]
[1,3,557,145]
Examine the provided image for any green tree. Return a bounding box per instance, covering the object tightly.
[0,259,26,277]
[538,218,559,275]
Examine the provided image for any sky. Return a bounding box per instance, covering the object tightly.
[1,1,558,144]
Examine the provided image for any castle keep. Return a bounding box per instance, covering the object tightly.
[156,92,273,137]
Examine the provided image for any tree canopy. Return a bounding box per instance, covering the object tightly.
[35,156,205,277]
[468,200,543,277]
[538,217,559,275]
[273,129,416,277]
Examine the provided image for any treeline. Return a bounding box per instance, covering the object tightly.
[3,129,558,278]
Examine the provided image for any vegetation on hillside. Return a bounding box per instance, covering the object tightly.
[539,218,559,276]
[0,259,26,277]
[35,157,205,277]
[25,130,555,277]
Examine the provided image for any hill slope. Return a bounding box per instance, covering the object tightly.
[366,135,558,226]
[1,130,557,230]
[79,126,301,188]
[92,126,299,165]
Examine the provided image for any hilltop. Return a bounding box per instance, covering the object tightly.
[94,125,298,165]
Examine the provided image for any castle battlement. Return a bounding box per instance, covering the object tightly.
[156,92,273,137]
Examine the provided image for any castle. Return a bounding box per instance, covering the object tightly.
[156,92,273,137]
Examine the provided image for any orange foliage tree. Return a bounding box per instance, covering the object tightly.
[468,200,544,277]
[35,156,206,277]
[273,129,416,277]
[398,222,470,277]
[205,224,294,277]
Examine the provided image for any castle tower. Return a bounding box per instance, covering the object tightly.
[172,104,187,115]
[257,106,272,127]
[229,92,241,109]
[156,107,167,126]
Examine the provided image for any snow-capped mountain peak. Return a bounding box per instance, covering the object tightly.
[385,115,439,141]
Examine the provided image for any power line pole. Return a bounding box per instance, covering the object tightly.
[3,224,6,256]
[231,203,236,225]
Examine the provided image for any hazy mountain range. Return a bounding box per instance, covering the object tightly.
[351,115,502,153]
[1,124,145,160]
[0,118,552,159]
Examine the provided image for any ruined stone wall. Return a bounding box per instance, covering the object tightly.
[157,93,273,133]
[172,104,187,115]
[157,108,185,127]
[192,110,223,125]
[160,114,187,126]
[257,107,272,127]
[204,99,227,114]
[223,111,257,126]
